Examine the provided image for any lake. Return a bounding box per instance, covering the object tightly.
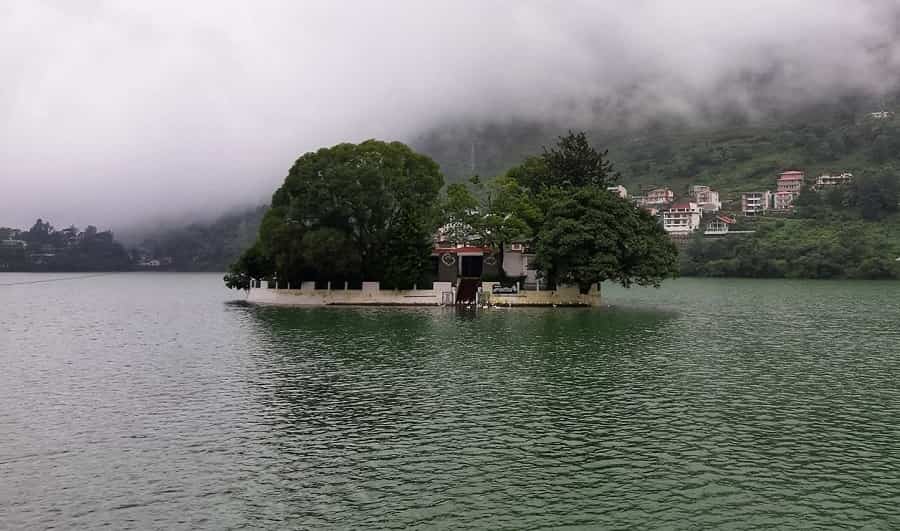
[2,273,900,529]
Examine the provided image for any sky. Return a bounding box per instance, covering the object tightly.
[2,0,900,230]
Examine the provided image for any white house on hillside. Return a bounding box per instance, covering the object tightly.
[662,201,702,233]
[816,172,853,187]
[689,185,721,213]
[705,214,736,235]
[742,191,771,216]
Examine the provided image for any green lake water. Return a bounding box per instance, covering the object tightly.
[2,273,900,529]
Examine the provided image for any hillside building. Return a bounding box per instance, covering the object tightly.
[607,185,628,199]
[662,201,702,233]
[688,185,721,213]
[742,191,771,216]
[777,171,805,194]
[642,187,675,206]
[816,172,853,187]
[704,214,736,235]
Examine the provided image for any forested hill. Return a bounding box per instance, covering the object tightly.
[127,206,267,272]
[412,93,900,199]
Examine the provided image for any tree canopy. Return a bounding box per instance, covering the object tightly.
[503,132,678,291]
[227,139,444,289]
[533,188,678,292]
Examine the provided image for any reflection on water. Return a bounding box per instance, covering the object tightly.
[2,274,900,528]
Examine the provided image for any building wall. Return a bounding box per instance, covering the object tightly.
[503,251,525,277]
[436,252,459,283]
[482,252,500,278]
[247,281,603,307]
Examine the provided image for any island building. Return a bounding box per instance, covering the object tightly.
[742,191,771,216]
[247,233,600,308]
[815,172,853,188]
[662,201,703,233]
[688,185,721,213]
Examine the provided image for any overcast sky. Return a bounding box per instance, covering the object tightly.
[2,1,899,230]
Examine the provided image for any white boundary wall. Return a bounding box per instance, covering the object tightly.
[247,281,454,306]
[481,283,601,307]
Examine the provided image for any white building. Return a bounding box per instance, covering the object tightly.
[742,191,771,216]
[689,185,721,213]
[870,111,894,120]
[662,201,703,233]
[705,214,736,235]
[773,191,796,210]
[607,185,628,199]
[816,172,853,187]
[642,187,675,206]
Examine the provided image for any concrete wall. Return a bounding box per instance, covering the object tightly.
[482,252,500,278]
[435,253,458,284]
[502,251,524,277]
[481,282,601,307]
[248,282,454,306]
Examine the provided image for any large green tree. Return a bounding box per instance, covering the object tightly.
[532,187,678,292]
[227,140,444,288]
[499,132,677,291]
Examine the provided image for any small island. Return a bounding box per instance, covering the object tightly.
[226,132,678,306]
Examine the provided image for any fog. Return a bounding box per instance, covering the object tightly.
[2,0,899,229]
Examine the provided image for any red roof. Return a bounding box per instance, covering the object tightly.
[778,171,805,180]
[716,214,736,224]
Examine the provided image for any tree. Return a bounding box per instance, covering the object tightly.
[541,131,619,189]
[440,182,480,245]
[532,186,678,293]
[224,243,274,291]
[440,175,537,275]
[227,139,444,288]
[855,173,898,221]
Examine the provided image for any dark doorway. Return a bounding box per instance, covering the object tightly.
[460,255,483,278]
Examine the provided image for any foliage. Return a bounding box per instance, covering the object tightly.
[541,131,620,190]
[532,187,678,292]
[133,206,267,272]
[0,219,131,271]
[500,132,679,290]
[227,140,444,288]
[223,242,274,290]
[683,215,900,280]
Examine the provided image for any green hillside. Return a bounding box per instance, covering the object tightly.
[414,95,900,279]
[415,94,900,205]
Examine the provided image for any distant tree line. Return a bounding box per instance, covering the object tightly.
[132,206,266,272]
[0,219,130,271]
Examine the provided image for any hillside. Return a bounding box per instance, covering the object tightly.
[413,94,900,203]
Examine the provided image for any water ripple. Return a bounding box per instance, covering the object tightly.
[2,274,900,528]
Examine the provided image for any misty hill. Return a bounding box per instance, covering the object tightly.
[0,220,131,272]
[413,92,900,204]
[121,95,900,276]
[129,206,267,272]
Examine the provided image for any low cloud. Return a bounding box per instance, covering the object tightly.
[2,0,899,228]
